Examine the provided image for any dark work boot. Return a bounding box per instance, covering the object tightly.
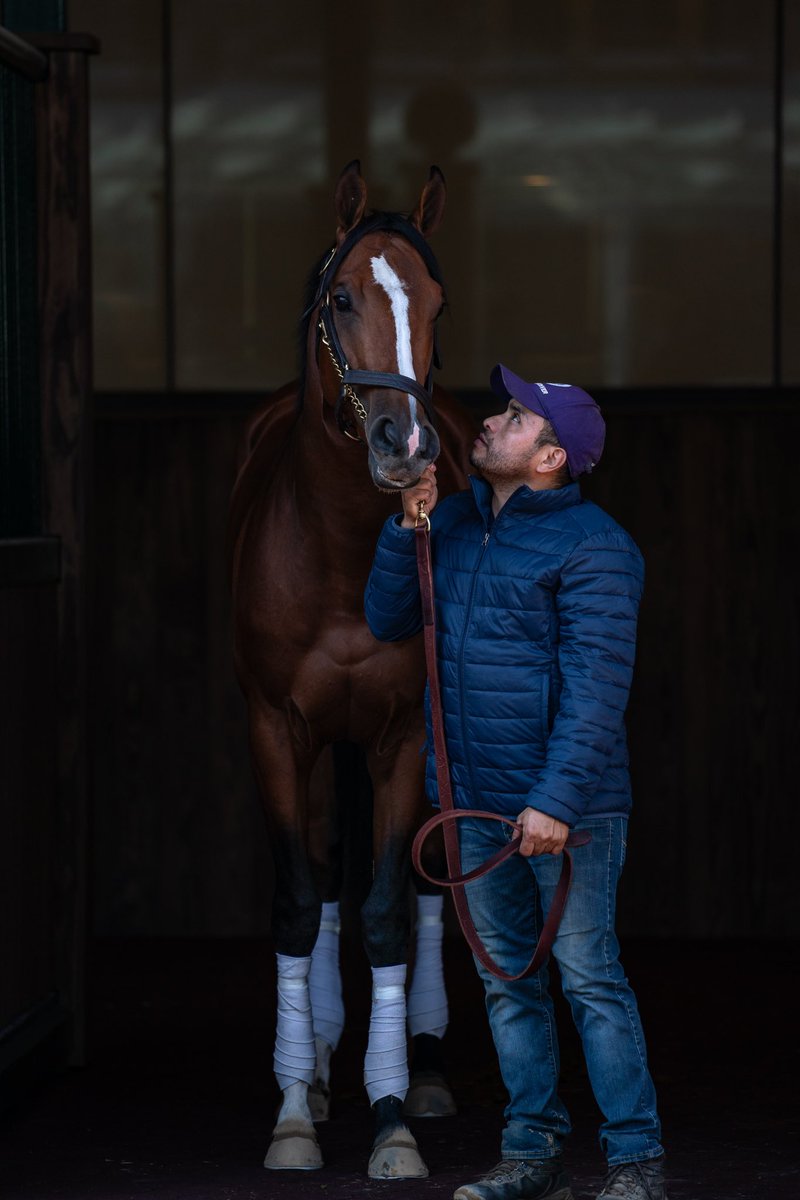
[597,1157,668,1200]
[453,1157,574,1200]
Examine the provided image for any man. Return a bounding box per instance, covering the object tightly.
[364,365,667,1200]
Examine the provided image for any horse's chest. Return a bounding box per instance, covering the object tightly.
[296,622,422,696]
[236,501,425,739]
[271,620,424,743]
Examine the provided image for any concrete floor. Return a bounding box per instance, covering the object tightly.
[1,935,797,1199]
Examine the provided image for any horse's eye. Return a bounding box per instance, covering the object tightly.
[333,293,352,313]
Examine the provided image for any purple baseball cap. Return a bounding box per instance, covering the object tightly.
[490,364,605,479]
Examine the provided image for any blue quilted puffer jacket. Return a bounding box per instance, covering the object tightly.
[364,476,644,826]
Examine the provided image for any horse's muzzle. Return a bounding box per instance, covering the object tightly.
[369,455,434,492]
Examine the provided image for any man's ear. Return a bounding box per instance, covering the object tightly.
[536,445,568,475]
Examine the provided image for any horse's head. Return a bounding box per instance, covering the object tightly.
[312,161,447,491]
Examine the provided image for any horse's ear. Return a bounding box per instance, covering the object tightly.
[411,165,447,238]
[335,159,368,242]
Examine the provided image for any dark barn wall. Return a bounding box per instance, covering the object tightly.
[91,410,272,936]
[91,397,800,940]
[582,399,800,938]
[0,580,59,1029]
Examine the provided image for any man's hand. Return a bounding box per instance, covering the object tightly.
[400,464,438,529]
[515,807,570,857]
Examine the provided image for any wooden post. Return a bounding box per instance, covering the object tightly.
[31,31,99,1064]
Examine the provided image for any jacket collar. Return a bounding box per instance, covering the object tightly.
[469,475,582,526]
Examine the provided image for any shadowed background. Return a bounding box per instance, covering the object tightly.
[1,2,799,1196]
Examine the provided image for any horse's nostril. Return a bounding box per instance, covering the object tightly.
[421,427,440,462]
[369,415,440,463]
[369,415,404,455]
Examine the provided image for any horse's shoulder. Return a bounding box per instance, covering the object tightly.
[227,384,300,577]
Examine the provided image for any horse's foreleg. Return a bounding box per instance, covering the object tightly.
[362,859,412,1119]
[265,892,325,1169]
[403,812,457,1118]
[307,900,344,1120]
[266,844,324,1170]
[365,947,429,1181]
[362,743,429,1180]
[247,705,324,1171]
[404,886,457,1118]
[267,954,322,1169]
[408,890,448,1039]
[305,748,348,1121]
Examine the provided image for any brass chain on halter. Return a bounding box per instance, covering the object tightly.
[318,317,369,433]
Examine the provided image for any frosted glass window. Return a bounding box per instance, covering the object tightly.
[71,0,165,389]
[171,0,325,389]
[366,0,774,388]
[76,0,782,391]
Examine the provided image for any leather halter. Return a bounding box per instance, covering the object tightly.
[306,213,444,441]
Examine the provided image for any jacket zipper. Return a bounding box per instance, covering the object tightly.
[456,525,492,806]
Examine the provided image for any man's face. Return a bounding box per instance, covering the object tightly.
[469,400,550,481]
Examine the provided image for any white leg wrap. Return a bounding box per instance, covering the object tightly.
[308,901,345,1051]
[363,963,409,1105]
[276,1078,311,1123]
[274,953,316,1092]
[407,893,449,1039]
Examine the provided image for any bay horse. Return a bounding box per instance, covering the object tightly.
[228,161,475,1178]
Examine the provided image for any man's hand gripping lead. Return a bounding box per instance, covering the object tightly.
[400,464,438,529]
[515,807,571,857]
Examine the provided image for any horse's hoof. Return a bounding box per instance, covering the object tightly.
[307,1080,331,1123]
[263,1119,323,1171]
[403,1070,457,1118]
[368,1129,429,1179]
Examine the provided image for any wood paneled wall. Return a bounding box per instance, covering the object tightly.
[91,396,800,940]
[0,580,58,1029]
[91,412,272,936]
[582,400,800,937]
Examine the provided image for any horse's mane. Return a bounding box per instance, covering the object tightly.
[295,210,447,410]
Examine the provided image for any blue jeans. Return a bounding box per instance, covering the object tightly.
[458,815,663,1166]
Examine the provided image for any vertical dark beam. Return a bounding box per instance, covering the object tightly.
[162,0,175,389]
[773,0,784,387]
[0,63,42,537]
[0,0,65,543]
[33,30,98,1064]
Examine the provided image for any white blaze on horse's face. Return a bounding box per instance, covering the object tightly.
[370,254,421,457]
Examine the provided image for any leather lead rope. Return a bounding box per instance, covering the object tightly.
[411,509,591,982]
